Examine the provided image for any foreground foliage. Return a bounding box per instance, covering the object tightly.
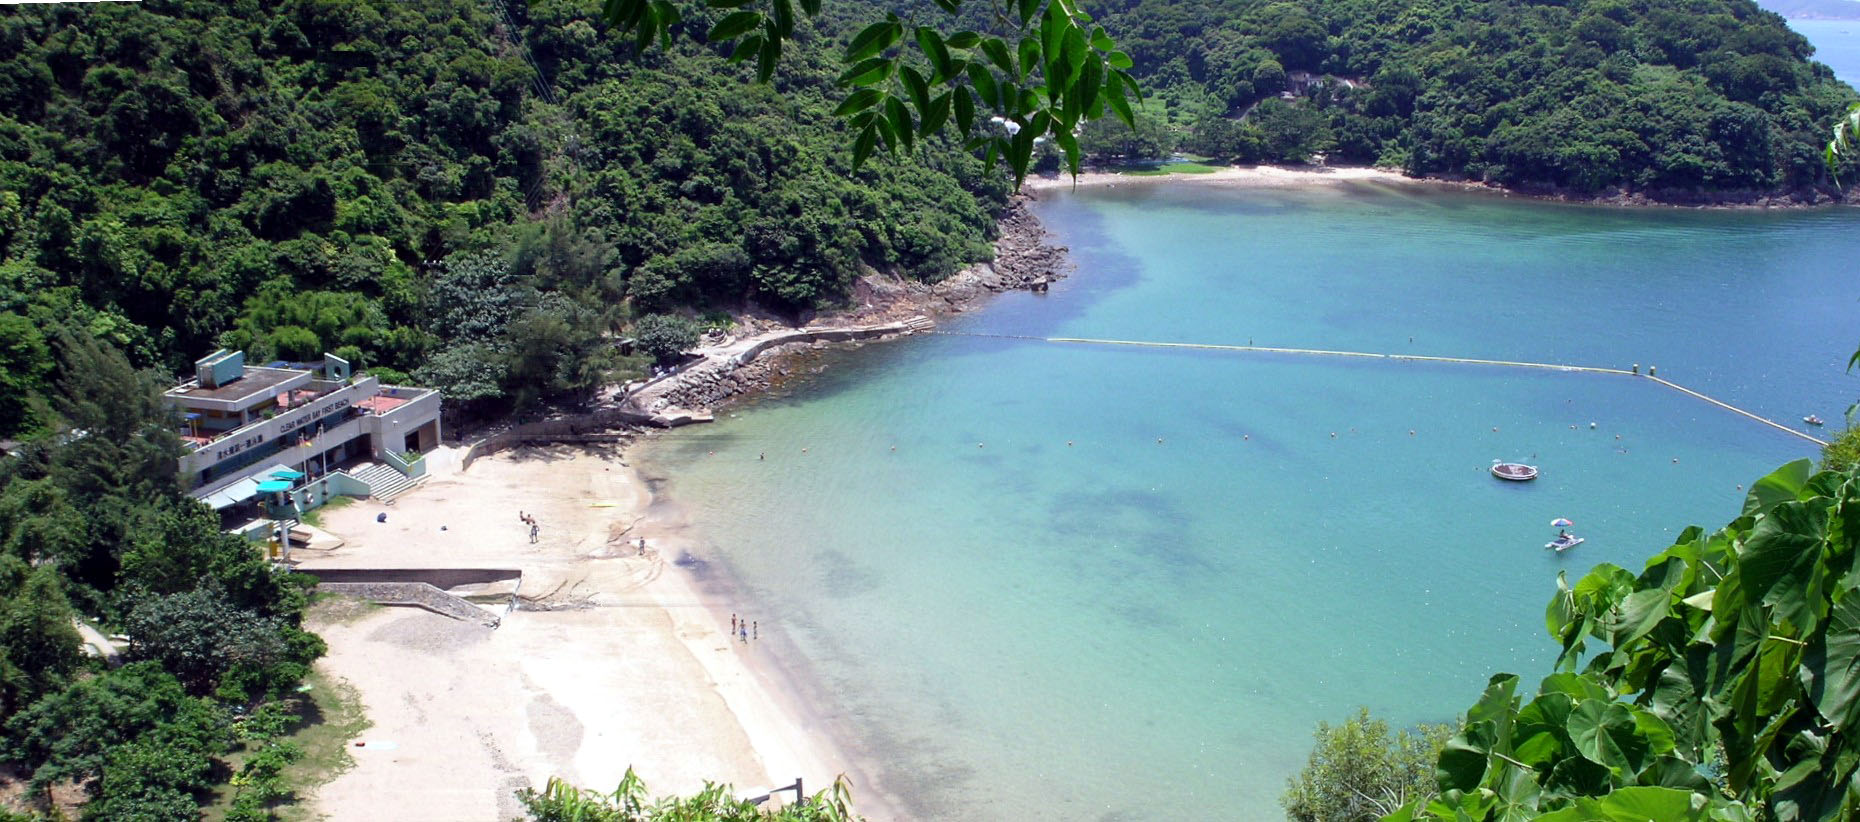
[1387,458,1860,820]
[518,768,858,821]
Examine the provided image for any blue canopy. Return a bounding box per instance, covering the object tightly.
[255,480,293,493]
[270,469,306,480]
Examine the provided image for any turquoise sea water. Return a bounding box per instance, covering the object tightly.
[635,183,1860,820]
[1791,18,1860,87]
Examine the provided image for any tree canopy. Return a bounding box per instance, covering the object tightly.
[1090,0,1856,195]
[0,0,1016,428]
[0,331,322,817]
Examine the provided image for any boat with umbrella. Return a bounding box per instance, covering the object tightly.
[1546,517,1583,552]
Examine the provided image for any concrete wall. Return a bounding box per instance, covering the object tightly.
[363,387,442,459]
[460,410,641,470]
[315,582,501,627]
[729,322,912,366]
[304,567,521,588]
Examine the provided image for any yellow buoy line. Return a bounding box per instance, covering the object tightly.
[930,332,1829,447]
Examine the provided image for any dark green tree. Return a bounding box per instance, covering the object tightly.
[631,315,701,364]
[0,313,51,438]
[3,662,225,795]
[0,564,83,719]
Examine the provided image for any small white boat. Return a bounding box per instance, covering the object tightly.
[1492,462,1539,481]
[1805,415,1825,427]
[1546,534,1584,552]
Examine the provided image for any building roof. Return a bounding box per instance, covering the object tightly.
[165,367,307,405]
[197,464,296,510]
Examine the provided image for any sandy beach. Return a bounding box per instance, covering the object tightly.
[299,444,865,821]
[1024,163,1425,191]
[292,161,1446,822]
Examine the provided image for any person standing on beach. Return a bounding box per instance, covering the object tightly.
[739,623,748,643]
[731,614,737,633]
[753,621,758,640]
[529,522,539,544]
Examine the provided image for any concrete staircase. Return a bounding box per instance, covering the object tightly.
[350,462,427,503]
[902,314,935,333]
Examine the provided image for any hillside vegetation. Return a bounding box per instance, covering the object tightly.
[1087,0,1858,195]
[0,0,1006,431]
[1,0,1857,437]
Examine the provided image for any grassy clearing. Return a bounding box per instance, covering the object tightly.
[202,670,372,822]
[1118,161,1226,176]
[298,494,354,528]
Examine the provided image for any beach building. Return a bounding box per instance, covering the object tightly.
[166,349,441,522]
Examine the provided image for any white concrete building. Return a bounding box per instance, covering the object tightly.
[165,349,440,511]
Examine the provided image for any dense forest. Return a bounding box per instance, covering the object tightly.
[1083,0,1859,195]
[0,0,1006,432]
[1,0,1856,440]
[0,331,325,819]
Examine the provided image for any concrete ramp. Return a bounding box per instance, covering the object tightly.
[316,581,503,627]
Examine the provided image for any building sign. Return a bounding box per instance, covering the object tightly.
[278,395,352,437]
[213,432,265,461]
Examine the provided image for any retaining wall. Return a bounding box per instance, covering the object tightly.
[305,567,520,589]
[316,581,502,627]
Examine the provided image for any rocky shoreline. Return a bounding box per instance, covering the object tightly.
[1426,174,1846,209]
[629,193,1073,418]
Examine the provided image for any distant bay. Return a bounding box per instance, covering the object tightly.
[1792,17,1860,87]
[636,182,1860,819]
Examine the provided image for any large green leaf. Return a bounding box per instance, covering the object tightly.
[844,21,900,62]
[703,9,755,41]
[899,66,931,112]
[884,96,914,151]
[833,88,883,116]
[1649,664,1708,758]
[980,38,1015,76]
[1607,588,1673,649]
[1744,459,1817,518]
[1513,692,1575,767]
[915,27,952,83]
[1586,786,1703,821]
[1803,586,1860,732]
[918,92,951,136]
[837,57,892,86]
[966,63,999,109]
[1741,500,1829,633]
[1569,700,1668,778]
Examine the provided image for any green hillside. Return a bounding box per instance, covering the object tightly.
[1,0,1857,439]
[0,0,1005,431]
[1091,0,1858,195]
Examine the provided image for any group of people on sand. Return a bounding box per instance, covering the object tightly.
[519,511,539,543]
[730,613,759,644]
